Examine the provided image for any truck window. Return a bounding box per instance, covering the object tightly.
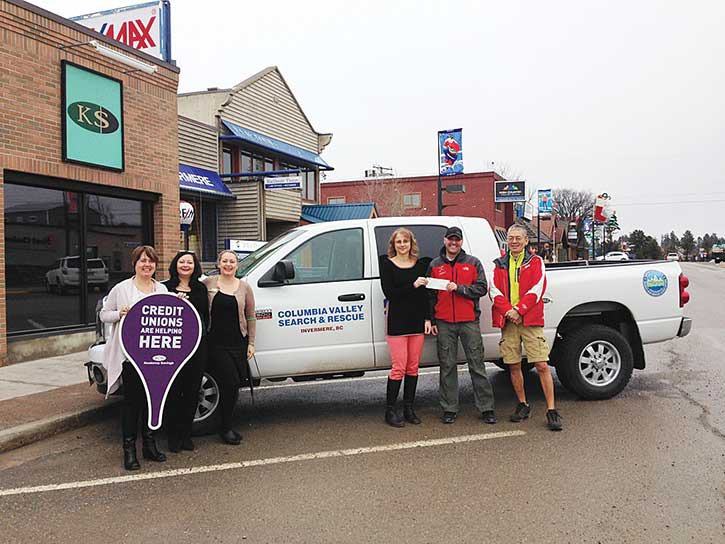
[374,225,448,271]
[285,228,364,284]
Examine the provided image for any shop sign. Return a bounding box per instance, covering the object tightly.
[62,61,124,171]
[71,1,172,61]
[495,180,526,202]
[120,293,201,429]
[264,176,302,190]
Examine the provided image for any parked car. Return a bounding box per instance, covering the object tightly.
[87,216,692,433]
[46,256,108,294]
[604,251,630,261]
[666,253,679,261]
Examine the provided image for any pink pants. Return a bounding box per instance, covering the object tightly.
[386,334,425,380]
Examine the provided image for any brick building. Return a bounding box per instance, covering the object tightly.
[0,1,180,364]
[320,171,515,242]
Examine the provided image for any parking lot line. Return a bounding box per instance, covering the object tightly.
[0,430,525,497]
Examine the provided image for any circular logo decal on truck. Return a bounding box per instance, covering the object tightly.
[643,270,668,297]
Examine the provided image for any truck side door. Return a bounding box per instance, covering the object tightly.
[252,226,374,377]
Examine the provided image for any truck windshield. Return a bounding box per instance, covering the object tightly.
[236,229,305,277]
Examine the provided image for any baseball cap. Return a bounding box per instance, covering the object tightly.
[444,226,463,239]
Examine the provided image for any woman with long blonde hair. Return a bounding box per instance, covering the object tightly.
[380,228,431,427]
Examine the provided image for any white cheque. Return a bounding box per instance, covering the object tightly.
[425,277,449,291]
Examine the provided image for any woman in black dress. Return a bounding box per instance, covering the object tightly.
[162,251,209,452]
[203,250,256,445]
[380,228,431,427]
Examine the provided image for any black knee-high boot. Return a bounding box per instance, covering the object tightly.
[385,378,404,428]
[122,436,140,471]
[403,375,421,424]
[141,427,167,462]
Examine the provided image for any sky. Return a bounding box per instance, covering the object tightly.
[33,0,725,239]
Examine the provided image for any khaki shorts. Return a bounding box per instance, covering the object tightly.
[499,322,550,364]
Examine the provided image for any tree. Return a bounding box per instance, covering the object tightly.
[352,177,407,216]
[628,229,662,259]
[552,189,594,223]
[680,230,695,261]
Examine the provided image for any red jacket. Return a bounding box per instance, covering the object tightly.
[490,252,546,328]
[427,248,488,323]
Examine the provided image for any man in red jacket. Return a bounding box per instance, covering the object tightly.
[427,226,496,425]
[491,224,563,431]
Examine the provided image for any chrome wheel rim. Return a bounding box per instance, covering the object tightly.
[194,373,220,423]
[578,340,621,387]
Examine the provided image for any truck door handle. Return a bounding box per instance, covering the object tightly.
[338,293,365,301]
[543,296,553,304]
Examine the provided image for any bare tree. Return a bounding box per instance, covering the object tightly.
[552,188,595,222]
[353,177,407,216]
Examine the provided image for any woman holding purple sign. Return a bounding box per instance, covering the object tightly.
[100,245,168,471]
[203,250,256,446]
[162,251,209,453]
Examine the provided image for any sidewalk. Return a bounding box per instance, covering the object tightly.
[0,351,119,453]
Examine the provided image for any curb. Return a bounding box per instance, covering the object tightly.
[0,399,120,454]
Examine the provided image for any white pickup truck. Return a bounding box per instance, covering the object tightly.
[87,216,692,432]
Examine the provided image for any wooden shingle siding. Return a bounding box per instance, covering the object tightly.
[178,116,218,171]
[216,182,263,247]
[220,70,318,152]
[264,189,301,222]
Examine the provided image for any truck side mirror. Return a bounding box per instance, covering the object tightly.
[258,260,295,287]
[273,260,295,281]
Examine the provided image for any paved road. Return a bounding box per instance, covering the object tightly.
[1,263,723,543]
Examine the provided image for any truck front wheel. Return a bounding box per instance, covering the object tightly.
[557,324,634,400]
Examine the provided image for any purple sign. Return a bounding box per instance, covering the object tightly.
[120,293,201,430]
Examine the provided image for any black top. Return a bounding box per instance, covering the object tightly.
[380,257,431,336]
[209,292,244,348]
[162,280,209,335]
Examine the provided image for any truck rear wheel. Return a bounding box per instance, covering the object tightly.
[191,371,221,435]
[557,324,633,400]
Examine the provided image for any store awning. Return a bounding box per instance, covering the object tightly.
[301,203,377,223]
[179,164,235,199]
[220,120,333,171]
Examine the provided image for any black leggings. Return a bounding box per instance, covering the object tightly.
[121,361,149,439]
[208,337,249,432]
[164,337,207,438]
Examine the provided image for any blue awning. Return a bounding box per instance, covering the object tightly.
[301,203,377,223]
[179,164,235,199]
[220,120,333,170]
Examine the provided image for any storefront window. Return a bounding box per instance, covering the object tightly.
[4,182,150,335]
[222,147,232,174]
[85,195,144,321]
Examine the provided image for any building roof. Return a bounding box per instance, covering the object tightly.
[301,203,377,223]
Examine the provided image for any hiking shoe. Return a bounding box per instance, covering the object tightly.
[546,409,563,431]
[441,411,457,424]
[510,402,531,422]
[481,410,497,424]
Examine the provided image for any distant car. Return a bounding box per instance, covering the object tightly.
[666,253,679,262]
[604,251,630,261]
[45,256,109,294]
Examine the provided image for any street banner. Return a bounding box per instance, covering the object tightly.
[538,189,553,216]
[120,293,201,430]
[71,1,172,62]
[494,180,526,202]
[438,129,463,176]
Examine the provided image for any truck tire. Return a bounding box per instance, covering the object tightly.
[557,324,634,399]
[191,371,222,436]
